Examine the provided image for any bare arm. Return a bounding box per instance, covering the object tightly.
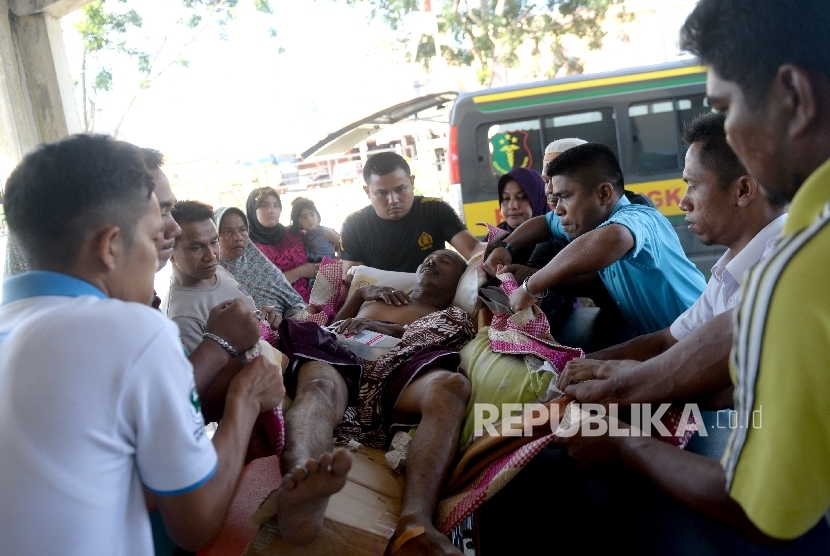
[505,264,538,284]
[448,229,486,260]
[560,310,734,406]
[187,339,232,396]
[589,327,678,361]
[323,228,341,249]
[283,262,319,284]
[510,224,634,312]
[483,216,552,275]
[333,285,410,322]
[150,356,284,550]
[186,298,262,413]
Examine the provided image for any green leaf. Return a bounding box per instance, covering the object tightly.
[254,0,273,13]
[93,68,113,91]
[339,0,629,81]
[137,53,151,74]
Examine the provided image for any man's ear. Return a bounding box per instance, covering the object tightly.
[363,185,370,197]
[597,182,616,205]
[91,225,123,272]
[778,64,820,140]
[734,174,758,207]
[410,175,416,189]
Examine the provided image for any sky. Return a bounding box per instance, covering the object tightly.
[60,0,698,164]
[62,0,414,161]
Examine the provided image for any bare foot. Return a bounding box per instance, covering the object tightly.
[276,448,352,544]
[388,521,462,556]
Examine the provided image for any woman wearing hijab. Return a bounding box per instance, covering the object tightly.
[246,187,318,302]
[496,167,551,266]
[214,206,306,319]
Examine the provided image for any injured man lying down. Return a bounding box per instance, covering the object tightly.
[261,249,475,555]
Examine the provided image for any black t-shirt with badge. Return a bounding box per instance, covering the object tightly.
[340,196,467,273]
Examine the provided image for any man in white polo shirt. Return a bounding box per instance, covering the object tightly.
[557,111,787,394]
[0,135,286,555]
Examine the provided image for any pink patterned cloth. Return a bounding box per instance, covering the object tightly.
[489,264,584,371]
[478,221,583,370]
[253,232,312,303]
[293,257,348,326]
[438,433,556,533]
[479,222,509,245]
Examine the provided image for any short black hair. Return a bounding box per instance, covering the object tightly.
[362,152,411,184]
[680,0,830,106]
[172,200,215,227]
[3,134,155,270]
[682,111,746,190]
[141,148,164,170]
[289,197,319,233]
[545,143,624,194]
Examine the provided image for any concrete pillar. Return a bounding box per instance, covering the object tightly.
[0,0,88,180]
[13,12,82,140]
[0,0,38,179]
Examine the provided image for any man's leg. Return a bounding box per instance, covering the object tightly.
[390,370,471,556]
[276,360,352,544]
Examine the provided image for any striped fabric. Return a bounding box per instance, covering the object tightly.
[724,200,830,488]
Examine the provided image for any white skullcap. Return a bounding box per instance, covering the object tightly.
[544,138,587,154]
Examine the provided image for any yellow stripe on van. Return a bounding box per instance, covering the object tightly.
[463,200,502,236]
[473,66,707,105]
[462,178,687,235]
[627,179,687,216]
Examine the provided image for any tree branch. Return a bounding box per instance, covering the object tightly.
[113,0,231,137]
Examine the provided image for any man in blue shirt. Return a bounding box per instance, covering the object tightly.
[485,143,705,335]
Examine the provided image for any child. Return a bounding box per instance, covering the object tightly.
[290,197,340,263]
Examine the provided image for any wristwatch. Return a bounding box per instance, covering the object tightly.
[492,238,513,254]
[521,277,548,300]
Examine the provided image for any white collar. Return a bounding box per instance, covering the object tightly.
[713,213,787,284]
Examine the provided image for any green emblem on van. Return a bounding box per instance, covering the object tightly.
[491,130,532,175]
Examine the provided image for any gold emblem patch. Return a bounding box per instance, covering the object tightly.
[418,232,434,251]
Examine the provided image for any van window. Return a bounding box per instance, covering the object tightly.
[543,107,618,160]
[629,94,709,174]
[486,119,543,177]
[478,108,619,194]
[677,95,710,156]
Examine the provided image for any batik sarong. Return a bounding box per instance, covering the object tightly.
[334,306,475,449]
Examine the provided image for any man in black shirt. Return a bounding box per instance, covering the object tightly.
[340,152,483,272]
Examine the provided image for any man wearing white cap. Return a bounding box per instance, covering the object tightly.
[544,138,588,164]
